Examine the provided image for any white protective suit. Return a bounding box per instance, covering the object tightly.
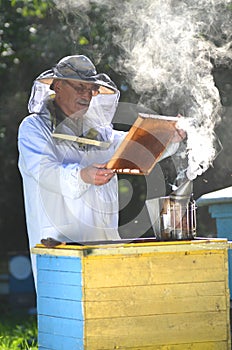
[18,80,126,285]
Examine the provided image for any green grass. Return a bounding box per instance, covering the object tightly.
[0,301,38,350]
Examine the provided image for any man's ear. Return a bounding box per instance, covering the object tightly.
[53,80,62,92]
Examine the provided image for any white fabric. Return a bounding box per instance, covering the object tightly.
[18,81,125,287]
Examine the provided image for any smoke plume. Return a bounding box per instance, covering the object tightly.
[54,0,232,180]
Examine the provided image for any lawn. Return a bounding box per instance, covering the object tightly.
[0,300,38,350]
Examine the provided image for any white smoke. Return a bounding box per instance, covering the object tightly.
[111,0,231,180]
[53,0,232,180]
[177,116,222,180]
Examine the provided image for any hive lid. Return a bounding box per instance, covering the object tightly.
[197,186,232,206]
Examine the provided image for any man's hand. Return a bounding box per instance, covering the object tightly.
[172,128,187,142]
[171,114,187,142]
[80,163,115,185]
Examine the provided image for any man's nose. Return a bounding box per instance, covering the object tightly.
[81,88,93,98]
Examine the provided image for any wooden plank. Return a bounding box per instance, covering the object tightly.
[37,255,82,272]
[38,282,82,300]
[84,281,228,318]
[38,297,83,320]
[84,295,226,319]
[39,315,83,338]
[84,250,225,271]
[84,281,226,301]
[84,268,226,288]
[32,246,84,257]
[52,132,111,148]
[38,332,83,350]
[85,341,229,350]
[85,311,228,347]
[32,239,229,258]
[37,270,82,286]
[83,253,226,288]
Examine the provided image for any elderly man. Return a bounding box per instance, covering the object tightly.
[18,55,184,286]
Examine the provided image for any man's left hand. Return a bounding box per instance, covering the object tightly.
[172,128,186,142]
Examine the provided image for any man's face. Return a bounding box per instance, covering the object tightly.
[54,79,99,118]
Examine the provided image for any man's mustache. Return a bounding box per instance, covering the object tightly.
[76,98,90,106]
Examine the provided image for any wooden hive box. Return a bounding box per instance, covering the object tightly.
[32,239,231,350]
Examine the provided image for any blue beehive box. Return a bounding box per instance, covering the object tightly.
[197,186,232,298]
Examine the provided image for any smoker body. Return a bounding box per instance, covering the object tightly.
[146,195,196,240]
[32,239,231,350]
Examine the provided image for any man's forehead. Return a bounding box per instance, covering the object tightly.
[66,80,95,87]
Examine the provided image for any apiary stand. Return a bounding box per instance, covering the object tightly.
[32,238,231,350]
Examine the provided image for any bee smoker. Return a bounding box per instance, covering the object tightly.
[146,180,197,240]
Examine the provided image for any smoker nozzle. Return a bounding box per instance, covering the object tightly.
[170,179,193,199]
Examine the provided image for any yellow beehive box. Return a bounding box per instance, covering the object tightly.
[32,239,231,350]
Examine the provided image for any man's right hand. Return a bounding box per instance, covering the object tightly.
[80,163,115,186]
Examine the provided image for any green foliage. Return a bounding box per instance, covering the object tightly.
[0,313,37,350]
[10,0,50,18]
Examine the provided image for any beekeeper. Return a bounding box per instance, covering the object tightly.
[18,54,184,286]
